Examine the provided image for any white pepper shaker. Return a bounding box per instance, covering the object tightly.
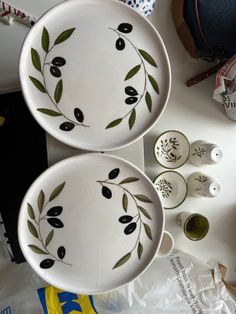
[187,171,221,198]
[189,140,223,167]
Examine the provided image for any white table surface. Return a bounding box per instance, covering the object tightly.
[145,0,236,284]
[46,133,144,171]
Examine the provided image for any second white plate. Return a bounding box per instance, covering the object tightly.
[18,153,164,294]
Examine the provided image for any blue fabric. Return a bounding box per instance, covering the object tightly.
[184,0,236,59]
[57,292,82,313]
[37,288,48,314]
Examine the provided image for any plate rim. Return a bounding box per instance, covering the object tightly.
[18,152,165,294]
[19,0,171,152]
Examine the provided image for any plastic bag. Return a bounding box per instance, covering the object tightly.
[94,250,236,314]
[0,246,236,313]
[213,54,236,121]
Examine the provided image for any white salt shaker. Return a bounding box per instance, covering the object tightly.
[189,140,223,167]
[187,171,221,198]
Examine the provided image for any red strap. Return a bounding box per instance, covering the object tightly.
[185,63,224,87]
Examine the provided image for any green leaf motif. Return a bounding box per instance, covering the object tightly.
[122,193,128,212]
[137,242,143,260]
[135,194,153,203]
[113,252,131,269]
[37,108,62,117]
[148,75,159,95]
[54,28,76,45]
[129,108,136,130]
[49,182,65,201]
[125,65,141,81]
[106,118,122,129]
[138,206,152,220]
[144,223,153,240]
[42,27,50,53]
[139,49,157,67]
[37,190,45,213]
[54,79,63,104]
[27,203,35,220]
[31,48,41,72]
[28,244,47,255]
[119,177,139,184]
[27,220,38,239]
[29,76,46,93]
[145,91,152,112]
[45,230,54,247]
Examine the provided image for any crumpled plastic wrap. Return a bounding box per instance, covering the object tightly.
[94,250,236,314]
[0,246,235,313]
[213,54,236,121]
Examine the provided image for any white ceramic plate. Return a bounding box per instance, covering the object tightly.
[18,153,164,294]
[0,0,63,93]
[153,170,187,209]
[154,130,190,169]
[19,0,171,151]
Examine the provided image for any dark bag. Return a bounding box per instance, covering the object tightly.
[172,0,236,86]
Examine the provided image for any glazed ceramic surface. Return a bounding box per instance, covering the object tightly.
[18,153,164,294]
[19,0,171,151]
[177,212,209,241]
[189,140,223,167]
[0,0,63,93]
[153,170,187,209]
[154,130,190,169]
[187,171,221,198]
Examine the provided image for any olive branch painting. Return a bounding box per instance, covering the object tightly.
[27,182,71,269]
[156,137,181,163]
[97,168,153,270]
[29,27,89,132]
[106,23,160,130]
[29,22,160,133]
